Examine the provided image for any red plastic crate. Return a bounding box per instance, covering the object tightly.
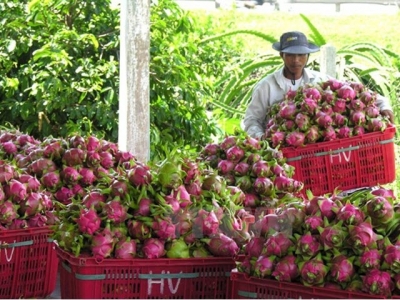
[229,270,388,299]
[56,246,236,299]
[282,126,397,196]
[0,226,58,299]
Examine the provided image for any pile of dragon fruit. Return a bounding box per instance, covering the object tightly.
[0,129,255,259]
[265,79,392,148]
[198,133,304,210]
[237,187,400,297]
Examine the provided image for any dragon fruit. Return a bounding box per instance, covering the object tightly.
[127,219,151,241]
[254,255,276,278]
[77,207,101,235]
[41,171,61,190]
[152,216,176,240]
[61,166,82,185]
[299,253,329,286]
[329,253,355,285]
[115,237,137,259]
[335,202,365,226]
[18,174,41,192]
[294,112,310,131]
[193,209,219,237]
[62,148,86,166]
[82,190,107,211]
[127,163,153,187]
[5,179,27,203]
[217,159,235,175]
[166,238,190,258]
[348,218,380,254]
[303,214,324,233]
[103,199,129,224]
[91,227,115,259]
[300,97,318,114]
[18,192,44,217]
[382,243,400,274]
[203,233,239,257]
[142,238,166,259]
[271,254,299,282]
[279,101,297,119]
[285,131,305,147]
[337,84,356,100]
[263,231,294,257]
[0,200,19,226]
[318,219,347,251]
[361,269,394,297]
[244,236,266,258]
[357,248,382,273]
[226,145,245,162]
[253,177,274,196]
[79,167,97,186]
[294,231,321,259]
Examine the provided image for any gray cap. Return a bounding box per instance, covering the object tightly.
[272,31,320,54]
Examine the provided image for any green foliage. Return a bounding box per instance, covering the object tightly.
[0,0,120,140]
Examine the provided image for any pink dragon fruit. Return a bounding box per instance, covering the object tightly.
[353,125,366,136]
[329,253,355,284]
[62,148,86,166]
[350,111,366,126]
[348,218,380,254]
[54,186,74,205]
[152,216,177,241]
[365,195,394,224]
[219,135,237,151]
[40,171,61,191]
[203,233,239,257]
[285,131,305,147]
[303,214,324,233]
[253,177,274,196]
[279,101,297,119]
[77,207,101,235]
[0,200,19,226]
[103,199,129,224]
[349,98,366,111]
[86,151,101,168]
[217,159,235,175]
[300,97,318,114]
[316,111,333,128]
[18,192,44,217]
[193,209,219,237]
[202,143,220,156]
[305,125,320,144]
[271,254,299,282]
[358,248,382,272]
[234,161,250,176]
[226,145,245,162]
[115,237,137,259]
[332,98,347,114]
[321,86,335,103]
[251,160,272,178]
[5,178,27,203]
[359,90,376,106]
[365,105,380,118]
[254,255,276,278]
[82,190,107,211]
[79,167,97,186]
[61,166,82,185]
[263,231,294,257]
[99,151,115,169]
[294,112,310,131]
[245,237,266,258]
[18,174,41,193]
[322,125,337,141]
[142,238,166,258]
[335,202,365,226]
[318,219,347,251]
[127,219,151,241]
[91,227,115,259]
[27,213,48,227]
[303,86,321,101]
[361,269,394,297]
[382,244,400,274]
[294,231,322,259]
[127,163,152,187]
[337,126,353,139]
[299,253,329,286]
[367,117,387,132]
[337,84,356,100]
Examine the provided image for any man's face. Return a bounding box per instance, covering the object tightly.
[281,53,308,76]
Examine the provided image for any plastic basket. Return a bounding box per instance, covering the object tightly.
[56,246,237,299]
[281,126,397,196]
[0,226,58,299]
[229,270,387,299]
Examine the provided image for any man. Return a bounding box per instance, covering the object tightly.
[242,31,395,139]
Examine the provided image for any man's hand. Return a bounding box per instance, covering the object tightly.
[381,109,394,123]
